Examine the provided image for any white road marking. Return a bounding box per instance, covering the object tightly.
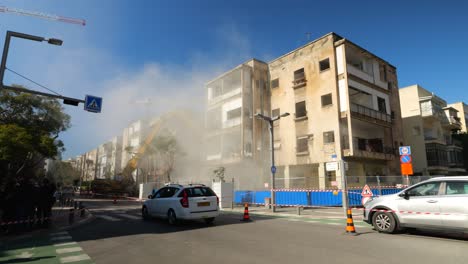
[50,235,73,241]
[60,254,91,263]
[16,251,33,258]
[326,223,341,225]
[56,247,82,254]
[116,214,141,220]
[97,215,120,221]
[54,242,78,247]
[287,218,301,222]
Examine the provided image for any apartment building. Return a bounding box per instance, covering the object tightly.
[205,59,271,189]
[109,136,123,179]
[120,120,149,175]
[96,142,112,179]
[399,85,464,175]
[205,33,404,190]
[448,102,468,133]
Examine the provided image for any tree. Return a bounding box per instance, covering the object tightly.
[46,161,81,187]
[0,88,71,194]
[146,130,182,183]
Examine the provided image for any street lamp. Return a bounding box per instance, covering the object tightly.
[0,30,84,106]
[255,112,290,212]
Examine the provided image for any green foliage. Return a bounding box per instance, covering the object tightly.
[0,88,71,193]
[453,132,468,171]
[145,130,182,182]
[46,161,81,187]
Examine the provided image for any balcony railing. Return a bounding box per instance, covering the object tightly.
[350,103,392,125]
[292,72,307,89]
[342,136,395,160]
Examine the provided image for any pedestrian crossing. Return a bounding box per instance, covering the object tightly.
[95,211,142,222]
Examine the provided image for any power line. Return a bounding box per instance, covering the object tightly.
[5,67,62,96]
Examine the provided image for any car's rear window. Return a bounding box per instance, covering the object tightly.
[179,187,216,197]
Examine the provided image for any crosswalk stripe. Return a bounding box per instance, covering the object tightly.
[60,254,91,263]
[97,215,120,221]
[116,214,141,220]
[54,242,78,247]
[56,247,82,254]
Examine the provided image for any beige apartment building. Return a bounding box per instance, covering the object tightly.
[399,85,464,175]
[205,33,404,190]
[448,102,468,133]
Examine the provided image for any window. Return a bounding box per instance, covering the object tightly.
[297,137,308,153]
[227,108,241,120]
[319,58,330,72]
[445,181,468,195]
[412,126,421,136]
[295,101,307,118]
[154,187,178,198]
[379,63,387,82]
[323,131,335,143]
[294,68,305,80]
[272,108,280,118]
[407,182,440,197]
[321,94,332,107]
[377,97,387,113]
[271,78,279,89]
[179,187,217,197]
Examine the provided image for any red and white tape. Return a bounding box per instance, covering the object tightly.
[0,207,87,226]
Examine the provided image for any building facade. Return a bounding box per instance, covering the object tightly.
[399,85,464,175]
[448,102,468,133]
[205,33,404,190]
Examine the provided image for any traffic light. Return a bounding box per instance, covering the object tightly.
[63,98,80,106]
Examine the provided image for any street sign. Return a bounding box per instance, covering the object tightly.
[84,95,102,113]
[264,182,269,188]
[399,146,411,156]
[331,154,337,161]
[361,184,373,197]
[401,163,414,175]
[400,155,412,164]
[326,162,338,171]
[271,166,276,174]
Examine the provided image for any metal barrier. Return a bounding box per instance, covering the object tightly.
[235,187,403,207]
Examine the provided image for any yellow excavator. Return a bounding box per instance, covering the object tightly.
[122,111,195,178]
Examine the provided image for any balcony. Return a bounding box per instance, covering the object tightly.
[343,136,395,161]
[442,116,462,130]
[426,143,448,169]
[292,71,307,89]
[350,103,392,127]
[223,117,241,129]
[347,64,374,84]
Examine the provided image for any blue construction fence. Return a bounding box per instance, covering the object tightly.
[235,187,403,207]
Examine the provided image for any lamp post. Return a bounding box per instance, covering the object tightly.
[0,30,84,105]
[255,112,290,212]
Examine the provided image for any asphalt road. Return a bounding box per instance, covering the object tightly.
[65,199,468,264]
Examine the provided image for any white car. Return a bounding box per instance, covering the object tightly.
[142,184,219,225]
[363,176,468,234]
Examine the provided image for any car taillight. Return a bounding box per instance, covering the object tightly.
[180,190,189,208]
[216,196,219,206]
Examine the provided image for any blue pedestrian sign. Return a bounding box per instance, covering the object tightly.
[271,166,277,174]
[84,95,102,113]
[399,146,411,156]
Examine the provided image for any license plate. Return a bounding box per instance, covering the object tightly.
[197,202,210,207]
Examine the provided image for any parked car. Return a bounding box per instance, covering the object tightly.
[363,176,468,234]
[142,184,219,225]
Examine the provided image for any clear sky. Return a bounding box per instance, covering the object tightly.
[1,0,467,159]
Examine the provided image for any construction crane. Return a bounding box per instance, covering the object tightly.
[0,6,86,26]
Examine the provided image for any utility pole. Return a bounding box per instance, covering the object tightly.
[340,159,349,215]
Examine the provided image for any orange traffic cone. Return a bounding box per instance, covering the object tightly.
[241,203,251,222]
[345,209,357,234]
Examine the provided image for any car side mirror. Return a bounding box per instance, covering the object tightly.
[148,195,152,199]
[399,192,410,200]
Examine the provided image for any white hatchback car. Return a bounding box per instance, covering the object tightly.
[363,177,468,234]
[142,184,219,225]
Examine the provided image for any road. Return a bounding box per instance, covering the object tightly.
[2,198,467,264]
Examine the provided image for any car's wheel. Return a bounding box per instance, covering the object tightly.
[167,209,178,225]
[142,206,149,220]
[204,217,215,225]
[372,211,397,234]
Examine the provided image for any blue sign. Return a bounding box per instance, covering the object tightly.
[271,166,277,174]
[400,155,412,164]
[84,95,103,113]
[399,146,411,156]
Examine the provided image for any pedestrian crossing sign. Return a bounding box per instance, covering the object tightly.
[361,184,373,197]
[84,95,102,113]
